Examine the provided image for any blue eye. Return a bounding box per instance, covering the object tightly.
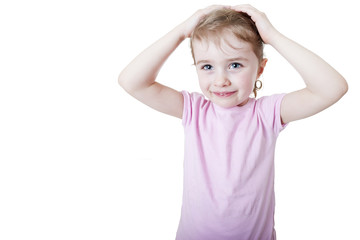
[202,64,213,70]
[230,63,242,69]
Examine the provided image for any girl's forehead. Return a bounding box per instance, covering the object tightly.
[192,35,254,59]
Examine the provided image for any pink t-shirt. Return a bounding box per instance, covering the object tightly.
[176,91,287,240]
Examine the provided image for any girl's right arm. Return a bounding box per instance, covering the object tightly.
[118,5,227,119]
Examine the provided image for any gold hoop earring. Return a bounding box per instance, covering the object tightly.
[255,79,262,90]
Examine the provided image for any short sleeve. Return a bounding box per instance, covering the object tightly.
[181,91,211,127]
[256,93,288,135]
[181,91,192,127]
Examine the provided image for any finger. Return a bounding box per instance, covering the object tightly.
[230,4,261,16]
[230,5,263,22]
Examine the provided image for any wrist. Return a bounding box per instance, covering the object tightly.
[265,29,283,46]
[176,22,189,40]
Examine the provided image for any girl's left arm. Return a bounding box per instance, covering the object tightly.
[232,5,348,124]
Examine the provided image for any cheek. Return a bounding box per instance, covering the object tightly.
[231,72,256,89]
[245,67,259,87]
[196,75,208,93]
[247,77,256,89]
[197,72,211,87]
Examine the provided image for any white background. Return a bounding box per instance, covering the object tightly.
[1,0,359,239]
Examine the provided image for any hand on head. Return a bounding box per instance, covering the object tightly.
[230,4,279,44]
[182,4,279,45]
[181,5,230,38]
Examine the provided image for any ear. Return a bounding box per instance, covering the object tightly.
[257,58,268,79]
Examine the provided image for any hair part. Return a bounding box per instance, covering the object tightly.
[190,9,265,97]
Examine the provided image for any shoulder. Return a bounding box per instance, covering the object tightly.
[182,91,206,103]
[181,91,212,109]
[253,93,288,134]
[181,91,213,126]
[255,93,286,108]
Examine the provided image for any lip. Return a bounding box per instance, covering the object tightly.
[212,91,237,98]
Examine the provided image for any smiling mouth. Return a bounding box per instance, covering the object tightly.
[212,91,237,97]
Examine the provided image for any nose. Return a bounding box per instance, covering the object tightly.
[214,72,231,87]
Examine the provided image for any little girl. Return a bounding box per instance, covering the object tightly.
[118,4,348,240]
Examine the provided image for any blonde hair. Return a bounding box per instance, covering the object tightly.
[190,9,264,97]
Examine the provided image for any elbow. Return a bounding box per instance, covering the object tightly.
[320,77,348,105]
[117,72,139,95]
[343,79,349,95]
[118,72,125,88]
[338,77,349,98]
[330,77,348,104]
[118,72,130,91]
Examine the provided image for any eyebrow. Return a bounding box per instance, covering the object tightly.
[196,57,249,66]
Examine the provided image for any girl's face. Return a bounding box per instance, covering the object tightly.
[192,31,267,108]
